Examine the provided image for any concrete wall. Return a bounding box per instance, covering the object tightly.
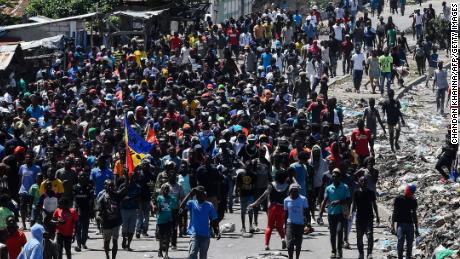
[6,20,85,41]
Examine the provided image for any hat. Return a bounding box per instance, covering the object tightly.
[218,139,227,144]
[247,134,256,141]
[89,89,97,94]
[105,94,114,101]
[405,184,416,197]
[14,146,26,155]
[207,84,214,90]
[289,183,301,192]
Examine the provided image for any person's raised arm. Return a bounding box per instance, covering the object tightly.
[179,188,196,210]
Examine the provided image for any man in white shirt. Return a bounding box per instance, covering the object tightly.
[413,9,423,40]
[335,6,345,20]
[351,47,366,93]
[332,20,344,57]
[239,32,252,49]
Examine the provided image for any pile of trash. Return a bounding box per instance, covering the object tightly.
[341,92,460,258]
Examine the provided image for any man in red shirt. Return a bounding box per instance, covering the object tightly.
[169,32,182,52]
[6,216,27,259]
[351,119,372,167]
[341,35,354,75]
[227,27,240,60]
[53,198,79,259]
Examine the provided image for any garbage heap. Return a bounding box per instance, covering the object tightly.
[340,92,460,258]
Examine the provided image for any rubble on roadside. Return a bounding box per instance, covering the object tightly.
[340,83,460,258]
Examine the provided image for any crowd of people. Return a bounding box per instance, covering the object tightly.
[0,1,453,259]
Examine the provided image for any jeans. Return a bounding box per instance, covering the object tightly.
[57,233,72,259]
[397,223,415,259]
[75,212,90,247]
[380,72,392,95]
[415,24,422,39]
[343,55,352,74]
[296,98,307,109]
[189,235,210,259]
[121,209,137,234]
[227,177,234,211]
[436,88,447,114]
[356,220,374,256]
[136,201,150,234]
[328,214,345,254]
[240,195,254,229]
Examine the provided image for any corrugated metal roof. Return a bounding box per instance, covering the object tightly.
[0,52,15,70]
[113,9,167,20]
[0,12,97,32]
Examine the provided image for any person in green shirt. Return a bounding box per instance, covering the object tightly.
[379,50,394,95]
[386,28,397,48]
[156,184,177,259]
[0,194,14,239]
[29,173,44,226]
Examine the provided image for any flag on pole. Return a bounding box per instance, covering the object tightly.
[124,117,154,175]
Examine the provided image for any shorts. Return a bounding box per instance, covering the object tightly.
[286,223,304,249]
[156,222,172,241]
[388,122,401,135]
[427,67,435,78]
[102,226,120,241]
[19,194,31,208]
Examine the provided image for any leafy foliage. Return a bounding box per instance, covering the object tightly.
[25,0,121,18]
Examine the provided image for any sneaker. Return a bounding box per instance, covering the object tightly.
[343,241,350,249]
[75,246,81,252]
[253,224,260,232]
[82,245,88,250]
[265,246,270,250]
[367,254,373,259]
[171,246,177,250]
[331,252,337,258]
[337,251,343,258]
[240,228,246,234]
[142,232,149,237]
[317,217,324,225]
[158,251,163,258]
[136,233,140,239]
[249,227,255,234]
[281,239,287,249]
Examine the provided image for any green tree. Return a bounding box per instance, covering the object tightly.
[26,0,121,18]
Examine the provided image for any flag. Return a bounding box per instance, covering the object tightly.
[124,117,154,175]
[146,123,159,145]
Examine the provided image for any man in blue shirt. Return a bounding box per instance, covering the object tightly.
[289,151,311,197]
[292,10,302,29]
[26,95,44,120]
[319,168,351,259]
[284,184,308,259]
[179,186,220,259]
[90,156,114,196]
[260,48,273,70]
[18,153,41,230]
[425,47,438,87]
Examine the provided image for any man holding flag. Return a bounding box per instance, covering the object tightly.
[125,116,155,175]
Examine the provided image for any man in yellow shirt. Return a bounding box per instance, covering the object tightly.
[181,91,200,117]
[39,169,64,195]
[134,46,147,66]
